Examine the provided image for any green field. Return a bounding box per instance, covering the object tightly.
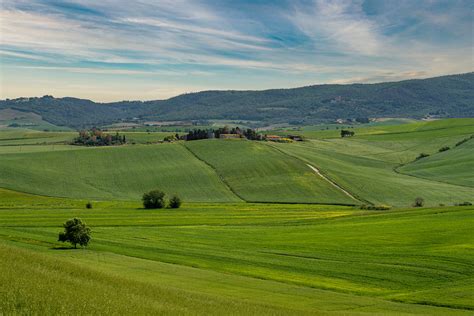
[0,119,473,314]
[0,144,239,202]
[184,140,356,204]
[269,119,474,207]
[399,137,474,187]
[1,188,473,315]
[1,119,471,206]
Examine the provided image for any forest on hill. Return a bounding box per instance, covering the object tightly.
[1,73,473,128]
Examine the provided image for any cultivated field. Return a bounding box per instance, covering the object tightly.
[0,118,473,315]
[0,189,473,315]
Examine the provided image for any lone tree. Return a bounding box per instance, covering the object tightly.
[168,195,182,209]
[143,190,166,209]
[58,218,91,248]
[413,197,425,207]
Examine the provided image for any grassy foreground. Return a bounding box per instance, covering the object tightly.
[0,188,472,315]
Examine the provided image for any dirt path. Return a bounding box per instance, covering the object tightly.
[306,164,359,201]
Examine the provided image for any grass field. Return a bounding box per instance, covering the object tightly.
[0,119,473,314]
[399,137,474,187]
[0,188,473,315]
[269,119,474,207]
[0,119,472,206]
[0,144,240,202]
[184,140,356,204]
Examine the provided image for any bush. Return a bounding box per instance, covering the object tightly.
[86,202,92,209]
[455,202,472,206]
[415,153,430,160]
[360,204,391,210]
[142,190,166,209]
[455,135,474,147]
[413,197,424,207]
[58,218,91,248]
[438,146,450,152]
[168,195,182,209]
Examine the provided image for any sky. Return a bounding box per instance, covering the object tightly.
[0,0,473,102]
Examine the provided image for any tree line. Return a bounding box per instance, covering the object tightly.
[180,126,263,141]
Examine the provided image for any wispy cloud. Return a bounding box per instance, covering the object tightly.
[290,0,382,55]
[0,0,472,101]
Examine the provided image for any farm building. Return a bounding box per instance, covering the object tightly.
[220,134,241,139]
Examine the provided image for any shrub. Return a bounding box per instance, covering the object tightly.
[168,195,182,209]
[455,202,472,206]
[413,197,424,207]
[455,135,474,147]
[374,205,391,210]
[58,218,91,248]
[438,146,450,152]
[360,204,391,210]
[142,190,166,209]
[86,202,92,209]
[415,153,430,160]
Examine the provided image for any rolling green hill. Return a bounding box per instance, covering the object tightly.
[0,144,240,202]
[184,140,357,204]
[0,119,472,207]
[399,136,474,187]
[270,119,474,207]
[0,118,473,314]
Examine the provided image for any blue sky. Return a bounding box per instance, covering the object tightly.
[0,0,472,101]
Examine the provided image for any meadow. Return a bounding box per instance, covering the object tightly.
[0,188,473,315]
[0,118,473,314]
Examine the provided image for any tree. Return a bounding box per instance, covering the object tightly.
[413,197,425,207]
[340,130,355,137]
[142,190,166,209]
[168,195,182,209]
[58,218,91,248]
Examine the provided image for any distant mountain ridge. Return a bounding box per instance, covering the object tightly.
[1,72,473,128]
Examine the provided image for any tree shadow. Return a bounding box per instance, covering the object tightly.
[51,246,76,250]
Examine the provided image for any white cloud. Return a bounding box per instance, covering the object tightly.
[290,0,382,56]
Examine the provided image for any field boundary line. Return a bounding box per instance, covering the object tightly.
[264,143,367,204]
[180,142,246,202]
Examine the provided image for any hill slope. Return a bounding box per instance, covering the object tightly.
[271,119,474,207]
[1,73,472,128]
[184,140,357,204]
[0,144,240,202]
[399,136,474,187]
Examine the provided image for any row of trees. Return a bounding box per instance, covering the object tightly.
[180,126,264,141]
[72,128,126,146]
